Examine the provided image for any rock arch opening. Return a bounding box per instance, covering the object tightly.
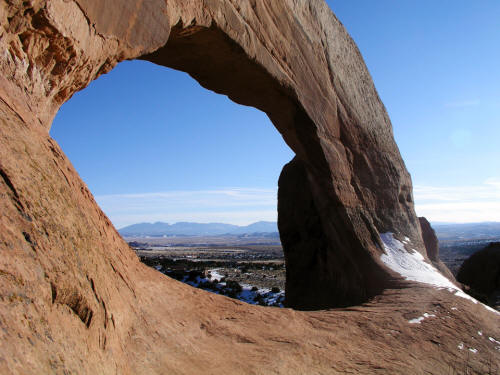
[48,19,400,310]
[138,23,396,309]
[1,0,426,314]
[51,58,293,306]
[50,59,292,223]
[3,3,500,372]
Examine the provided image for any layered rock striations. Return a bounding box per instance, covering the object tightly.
[418,217,456,282]
[0,1,498,373]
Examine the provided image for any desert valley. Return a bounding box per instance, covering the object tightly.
[126,221,500,311]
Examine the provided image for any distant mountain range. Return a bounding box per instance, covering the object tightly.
[432,222,500,241]
[119,221,278,237]
[120,220,500,240]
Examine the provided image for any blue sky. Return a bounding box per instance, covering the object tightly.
[50,1,500,228]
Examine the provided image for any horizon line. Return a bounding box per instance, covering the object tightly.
[117,219,500,231]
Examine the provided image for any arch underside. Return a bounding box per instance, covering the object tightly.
[142,23,394,308]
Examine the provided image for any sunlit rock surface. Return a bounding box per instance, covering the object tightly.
[0,1,498,373]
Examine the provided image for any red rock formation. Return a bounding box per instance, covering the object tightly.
[0,1,498,373]
[419,216,456,281]
[457,243,500,310]
[278,157,389,310]
[419,217,440,262]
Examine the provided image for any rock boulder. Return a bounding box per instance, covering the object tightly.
[457,243,500,310]
[419,217,456,281]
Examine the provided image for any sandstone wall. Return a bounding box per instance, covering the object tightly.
[1,0,427,309]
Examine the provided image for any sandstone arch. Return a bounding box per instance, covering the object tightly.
[141,21,399,309]
[1,1,498,373]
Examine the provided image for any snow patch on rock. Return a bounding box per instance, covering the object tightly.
[408,313,436,324]
[380,233,499,315]
[489,337,500,345]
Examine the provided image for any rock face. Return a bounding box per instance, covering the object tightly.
[278,157,389,310]
[457,243,500,310]
[418,217,456,282]
[419,217,439,262]
[0,1,499,374]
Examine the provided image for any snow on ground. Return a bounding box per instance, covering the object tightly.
[237,283,285,307]
[207,269,284,307]
[489,337,500,345]
[171,268,285,307]
[380,233,500,315]
[468,348,478,354]
[408,312,436,324]
[207,269,225,282]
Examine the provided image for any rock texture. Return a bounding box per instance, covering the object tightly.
[419,217,440,262]
[278,157,389,310]
[0,0,499,374]
[457,243,500,310]
[419,217,456,281]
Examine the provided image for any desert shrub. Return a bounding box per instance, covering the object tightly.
[253,293,263,303]
[200,280,218,290]
[225,280,242,293]
[225,290,237,298]
[221,280,242,298]
[167,270,185,281]
[187,270,203,281]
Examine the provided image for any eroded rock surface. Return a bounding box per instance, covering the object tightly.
[419,217,440,262]
[278,157,388,310]
[419,216,456,281]
[0,0,498,373]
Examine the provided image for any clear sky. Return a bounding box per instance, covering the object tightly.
[50,1,500,228]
